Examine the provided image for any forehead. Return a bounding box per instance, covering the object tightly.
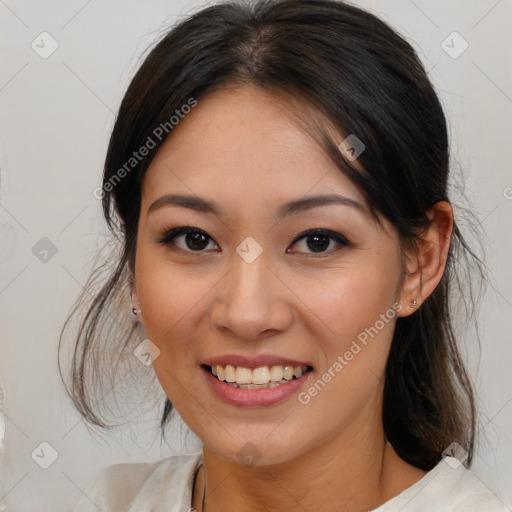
[142,85,366,210]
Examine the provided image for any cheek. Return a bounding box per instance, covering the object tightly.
[134,250,214,357]
[288,256,400,402]
[134,253,208,407]
[286,259,400,344]
[294,285,397,437]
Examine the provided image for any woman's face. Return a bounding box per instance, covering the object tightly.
[134,85,407,466]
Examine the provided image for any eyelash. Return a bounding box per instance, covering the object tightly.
[156,226,350,256]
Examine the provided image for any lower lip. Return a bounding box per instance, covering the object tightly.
[202,366,312,407]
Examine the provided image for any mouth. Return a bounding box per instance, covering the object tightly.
[201,363,314,390]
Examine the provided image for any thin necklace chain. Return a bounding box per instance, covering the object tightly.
[202,463,207,511]
[195,462,206,512]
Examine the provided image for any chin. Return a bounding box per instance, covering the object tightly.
[202,432,309,468]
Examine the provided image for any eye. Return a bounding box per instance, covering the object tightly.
[157,226,219,253]
[287,228,349,255]
[157,226,349,255]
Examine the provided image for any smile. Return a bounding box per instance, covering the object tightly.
[203,364,313,389]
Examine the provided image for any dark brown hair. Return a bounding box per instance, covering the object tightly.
[58,0,484,471]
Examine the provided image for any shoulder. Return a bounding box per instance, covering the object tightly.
[443,460,510,511]
[73,451,202,512]
[375,456,509,512]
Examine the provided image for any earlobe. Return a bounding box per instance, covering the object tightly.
[131,285,142,320]
[397,201,453,317]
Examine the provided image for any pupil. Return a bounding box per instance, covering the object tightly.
[307,234,329,252]
[186,232,209,250]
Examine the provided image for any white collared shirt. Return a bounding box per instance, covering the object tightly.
[73,452,509,512]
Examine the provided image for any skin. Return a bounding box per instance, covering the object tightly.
[131,84,453,512]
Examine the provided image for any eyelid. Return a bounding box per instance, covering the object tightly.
[156,226,220,254]
[290,228,349,246]
[156,225,210,244]
[287,228,350,255]
[156,226,350,254]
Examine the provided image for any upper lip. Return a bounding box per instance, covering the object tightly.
[201,354,313,369]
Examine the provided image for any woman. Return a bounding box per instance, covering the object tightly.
[60,0,508,510]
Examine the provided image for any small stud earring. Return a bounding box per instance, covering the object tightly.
[410,299,417,308]
[131,298,142,316]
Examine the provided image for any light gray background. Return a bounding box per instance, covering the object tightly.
[1,0,511,510]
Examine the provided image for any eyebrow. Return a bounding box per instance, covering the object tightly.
[147,193,367,219]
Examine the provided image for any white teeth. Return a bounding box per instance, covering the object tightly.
[235,367,252,384]
[293,366,303,378]
[252,366,270,384]
[269,365,284,382]
[224,364,236,383]
[228,379,291,389]
[283,366,294,380]
[209,364,309,386]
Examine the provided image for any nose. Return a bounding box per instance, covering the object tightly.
[210,253,293,341]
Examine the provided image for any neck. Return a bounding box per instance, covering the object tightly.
[192,422,427,512]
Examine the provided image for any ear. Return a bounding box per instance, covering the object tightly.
[397,201,453,317]
[131,282,143,323]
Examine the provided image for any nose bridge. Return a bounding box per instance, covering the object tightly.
[230,251,269,303]
[210,243,292,339]
[227,234,272,303]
